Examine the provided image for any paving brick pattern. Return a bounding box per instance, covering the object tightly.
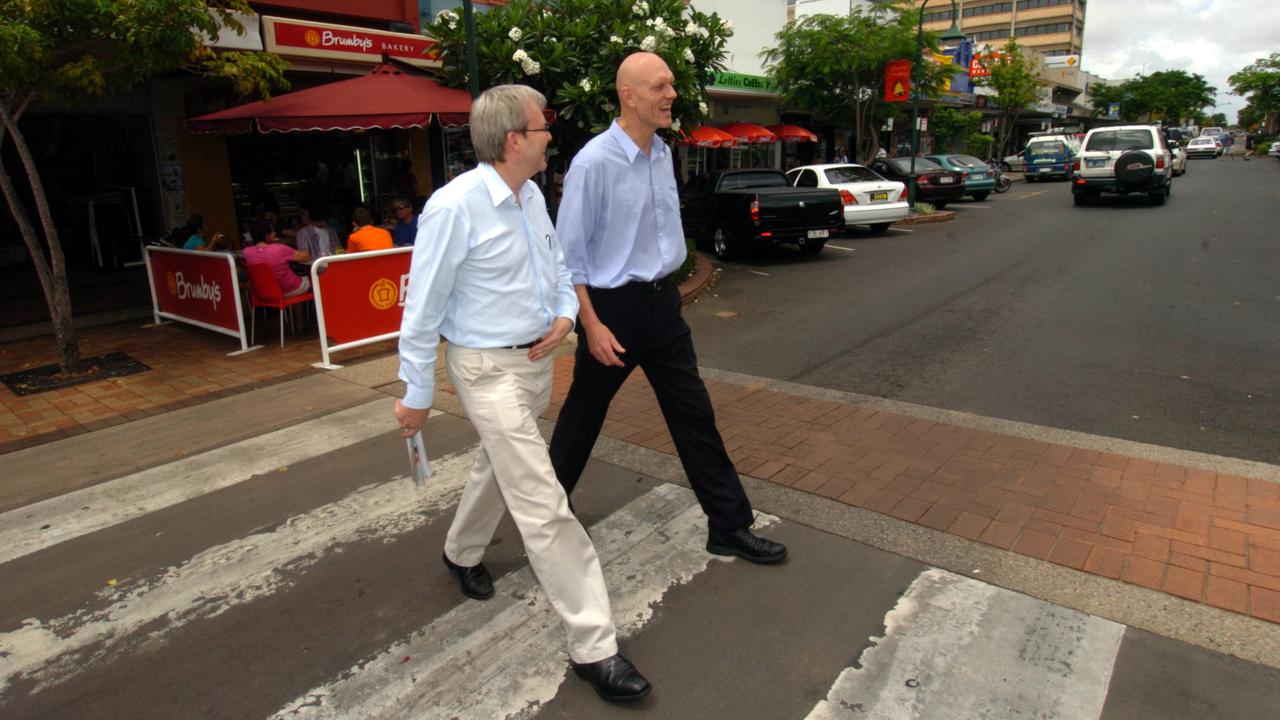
[0,319,394,453]
[544,357,1280,625]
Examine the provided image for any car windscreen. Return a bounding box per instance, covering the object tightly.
[888,157,943,172]
[1189,138,1213,145]
[1086,130,1154,151]
[948,154,986,168]
[717,171,787,190]
[1027,141,1067,156]
[824,166,881,183]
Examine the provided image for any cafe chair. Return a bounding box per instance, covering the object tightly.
[245,262,315,348]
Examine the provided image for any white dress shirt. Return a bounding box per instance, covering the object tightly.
[398,163,578,409]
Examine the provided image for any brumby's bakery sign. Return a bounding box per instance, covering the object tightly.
[262,17,439,68]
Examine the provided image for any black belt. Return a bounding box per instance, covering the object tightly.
[596,277,671,292]
[503,339,539,350]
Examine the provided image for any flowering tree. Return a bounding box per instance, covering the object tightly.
[423,0,732,168]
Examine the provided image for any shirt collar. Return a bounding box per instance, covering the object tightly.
[608,119,665,164]
[478,162,532,208]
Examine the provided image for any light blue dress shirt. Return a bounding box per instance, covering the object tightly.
[556,120,687,288]
[398,163,579,409]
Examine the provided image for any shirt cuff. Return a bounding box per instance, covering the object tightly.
[401,381,434,410]
[569,271,588,286]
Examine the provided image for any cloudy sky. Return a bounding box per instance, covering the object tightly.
[1081,0,1280,123]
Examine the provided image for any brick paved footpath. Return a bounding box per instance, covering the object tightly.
[542,355,1280,625]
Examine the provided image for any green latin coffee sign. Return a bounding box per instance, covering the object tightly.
[711,72,778,93]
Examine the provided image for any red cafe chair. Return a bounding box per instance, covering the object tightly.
[244,262,315,347]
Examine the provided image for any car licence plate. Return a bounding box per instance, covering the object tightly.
[1038,167,1052,172]
[938,176,954,184]
[1087,158,1106,168]
[870,191,889,202]
[807,229,829,239]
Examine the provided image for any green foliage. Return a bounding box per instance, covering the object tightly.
[929,107,980,153]
[0,0,288,105]
[422,0,731,158]
[1207,112,1228,127]
[1088,70,1215,125]
[1229,53,1280,128]
[973,40,1044,156]
[761,2,948,162]
[967,132,994,159]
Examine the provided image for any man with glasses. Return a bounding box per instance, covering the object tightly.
[389,196,418,247]
[394,84,651,703]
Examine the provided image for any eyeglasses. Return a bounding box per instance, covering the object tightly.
[520,123,554,136]
[393,204,409,211]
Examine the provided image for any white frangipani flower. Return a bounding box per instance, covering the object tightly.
[512,48,529,62]
[671,119,681,132]
[640,35,657,52]
[683,47,695,62]
[610,35,624,44]
[698,101,708,115]
[436,10,457,28]
[723,19,734,32]
[579,78,592,92]
[508,27,522,41]
[632,1,649,16]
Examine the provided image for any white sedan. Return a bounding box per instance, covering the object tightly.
[786,164,908,234]
[1185,136,1220,158]
[1170,143,1187,175]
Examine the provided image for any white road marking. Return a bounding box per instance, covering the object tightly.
[716,262,771,276]
[888,227,914,233]
[0,450,476,697]
[825,244,856,252]
[1016,190,1051,200]
[0,398,397,565]
[807,568,1124,720]
[959,204,991,208]
[273,485,780,720]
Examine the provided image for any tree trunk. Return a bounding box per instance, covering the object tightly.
[1,98,83,373]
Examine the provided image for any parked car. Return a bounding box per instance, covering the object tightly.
[924,153,996,200]
[1185,136,1220,158]
[999,150,1026,173]
[867,157,966,209]
[1199,126,1225,137]
[1023,135,1080,181]
[785,163,908,234]
[680,169,844,259]
[1269,140,1280,158]
[1072,124,1173,206]
[1169,142,1187,176]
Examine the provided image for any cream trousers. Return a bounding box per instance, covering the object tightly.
[443,344,618,664]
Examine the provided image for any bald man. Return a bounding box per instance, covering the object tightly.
[550,52,787,565]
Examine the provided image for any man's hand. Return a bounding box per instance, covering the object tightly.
[394,400,430,437]
[583,320,626,367]
[528,317,574,361]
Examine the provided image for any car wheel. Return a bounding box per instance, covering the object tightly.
[870,222,891,234]
[1148,187,1166,206]
[933,201,947,210]
[999,162,1011,172]
[711,224,736,260]
[1073,192,1089,206]
[972,191,990,201]
[797,237,825,255]
[1026,175,1037,183]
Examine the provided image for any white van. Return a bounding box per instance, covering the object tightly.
[1199,126,1225,137]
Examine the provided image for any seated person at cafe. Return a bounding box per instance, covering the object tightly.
[181,216,232,252]
[347,206,393,253]
[243,218,312,297]
[389,195,418,247]
[295,205,340,259]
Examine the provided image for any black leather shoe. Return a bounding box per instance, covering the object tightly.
[706,527,788,564]
[571,653,651,702]
[442,553,494,600]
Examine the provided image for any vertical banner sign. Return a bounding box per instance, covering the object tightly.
[310,247,414,368]
[885,60,912,103]
[144,247,254,353]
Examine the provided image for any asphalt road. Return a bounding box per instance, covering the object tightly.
[684,157,1280,464]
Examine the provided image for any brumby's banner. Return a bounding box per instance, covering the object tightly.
[311,247,413,368]
[262,16,439,68]
[143,246,256,354]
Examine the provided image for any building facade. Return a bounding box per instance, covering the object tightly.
[917,0,1085,58]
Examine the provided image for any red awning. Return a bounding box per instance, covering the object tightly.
[186,64,473,134]
[718,123,778,144]
[766,124,819,143]
[679,125,738,148]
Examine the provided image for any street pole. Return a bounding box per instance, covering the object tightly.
[908,6,925,208]
[462,0,480,99]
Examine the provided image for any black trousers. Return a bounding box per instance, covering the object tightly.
[548,279,754,534]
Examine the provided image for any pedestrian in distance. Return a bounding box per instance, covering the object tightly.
[393,84,651,703]
[1221,134,1235,160]
[549,52,788,566]
[1243,133,1254,161]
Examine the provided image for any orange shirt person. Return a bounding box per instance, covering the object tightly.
[347,207,393,253]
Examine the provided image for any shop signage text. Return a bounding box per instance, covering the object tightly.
[143,247,251,352]
[711,72,778,93]
[263,17,439,67]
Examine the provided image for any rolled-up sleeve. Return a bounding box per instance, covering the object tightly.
[551,232,579,321]
[555,163,596,286]
[397,202,470,409]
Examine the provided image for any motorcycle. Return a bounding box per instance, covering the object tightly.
[989,161,1012,193]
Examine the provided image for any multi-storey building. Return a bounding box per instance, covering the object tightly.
[916,0,1085,58]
